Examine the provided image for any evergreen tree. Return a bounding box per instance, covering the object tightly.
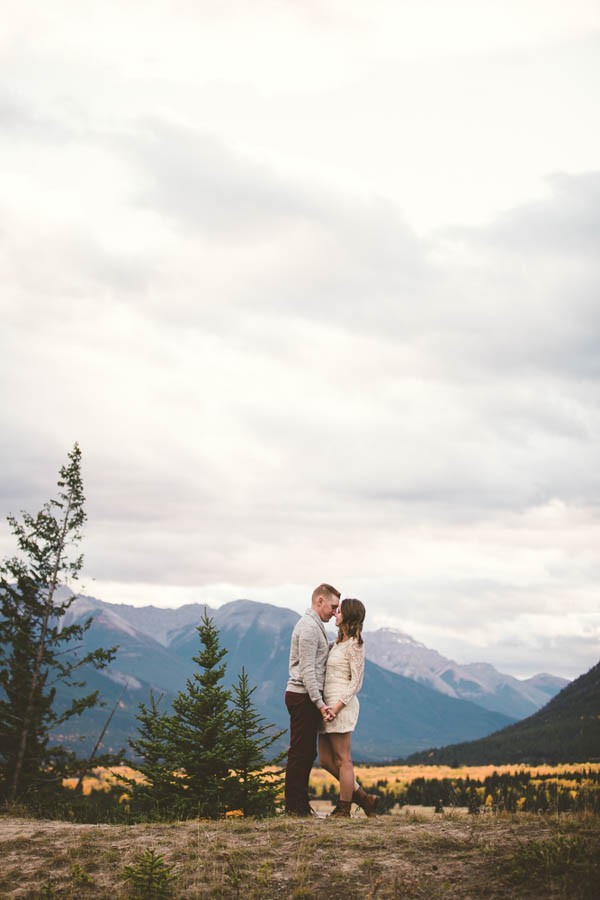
[169,611,233,818]
[227,667,285,817]
[0,444,117,803]
[120,847,177,898]
[130,611,233,820]
[129,613,286,820]
[127,693,180,820]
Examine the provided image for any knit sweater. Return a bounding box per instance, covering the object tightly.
[286,608,330,709]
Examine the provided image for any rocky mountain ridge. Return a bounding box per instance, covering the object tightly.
[57,593,519,762]
[66,594,567,720]
[364,627,567,719]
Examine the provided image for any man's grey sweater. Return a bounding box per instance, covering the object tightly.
[286,608,330,709]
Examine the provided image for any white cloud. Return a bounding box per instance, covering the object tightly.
[1,1,599,680]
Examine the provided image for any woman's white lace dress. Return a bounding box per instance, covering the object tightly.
[321,638,365,734]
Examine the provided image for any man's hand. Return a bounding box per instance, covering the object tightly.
[320,705,335,722]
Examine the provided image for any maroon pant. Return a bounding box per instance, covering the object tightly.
[284,691,322,813]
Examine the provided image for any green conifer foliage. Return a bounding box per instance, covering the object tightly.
[126,692,179,820]
[169,611,233,818]
[129,611,233,820]
[120,847,176,898]
[129,613,285,819]
[0,444,117,803]
[227,667,285,817]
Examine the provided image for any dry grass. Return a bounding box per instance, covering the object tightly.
[1,810,599,898]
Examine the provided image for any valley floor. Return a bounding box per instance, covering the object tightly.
[1,810,599,898]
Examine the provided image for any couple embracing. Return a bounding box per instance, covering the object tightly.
[284,583,378,818]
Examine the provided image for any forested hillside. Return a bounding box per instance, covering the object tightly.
[406,659,600,765]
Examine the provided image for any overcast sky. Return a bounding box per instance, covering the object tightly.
[1,1,599,679]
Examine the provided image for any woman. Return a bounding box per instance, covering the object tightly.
[318,598,377,817]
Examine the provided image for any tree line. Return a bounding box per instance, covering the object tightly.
[346,771,600,814]
[0,445,283,820]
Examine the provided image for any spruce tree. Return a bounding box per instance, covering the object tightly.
[227,667,285,817]
[130,611,232,820]
[126,693,179,820]
[0,444,117,803]
[168,611,233,818]
[128,612,287,820]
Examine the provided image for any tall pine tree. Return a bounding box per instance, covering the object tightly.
[129,611,232,820]
[0,444,116,803]
[168,611,233,818]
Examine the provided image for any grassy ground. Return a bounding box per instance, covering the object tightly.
[1,809,599,898]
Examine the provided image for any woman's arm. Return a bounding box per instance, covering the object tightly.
[335,640,365,709]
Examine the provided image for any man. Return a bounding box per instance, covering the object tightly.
[284,583,379,818]
[284,583,340,816]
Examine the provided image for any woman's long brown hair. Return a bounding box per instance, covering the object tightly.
[337,598,365,646]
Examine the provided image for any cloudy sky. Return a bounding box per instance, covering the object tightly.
[1,1,599,679]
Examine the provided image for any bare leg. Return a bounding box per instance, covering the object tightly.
[328,732,354,802]
[318,733,361,793]
[318,733,339,779]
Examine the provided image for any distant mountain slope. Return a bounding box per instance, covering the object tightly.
[65,597,566,719]
[86,599,214,647]
[57,594,514,762]
[54,666,177,759]
[522,672,570,700]
[63,596,198,693]
[169,599,299,713]
[363,628,568,719]
[405,659,600,765]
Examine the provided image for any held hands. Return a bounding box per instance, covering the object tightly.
[320,700,345,722]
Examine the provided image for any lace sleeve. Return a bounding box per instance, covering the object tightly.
[338,640,365,706]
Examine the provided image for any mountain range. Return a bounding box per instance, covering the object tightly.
[55,593,569,762]
[362,628,566,719]
[405,658,600,765]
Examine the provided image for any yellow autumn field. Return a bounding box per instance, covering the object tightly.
[64,762,600,798]
[310,762,600,792]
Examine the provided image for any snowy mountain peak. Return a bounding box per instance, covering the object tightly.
[363,628,568,719]
[371,627,426,648]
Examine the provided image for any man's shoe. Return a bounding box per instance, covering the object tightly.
[328,800,352,818]
[285,805,317,817]
[352,786,378,817]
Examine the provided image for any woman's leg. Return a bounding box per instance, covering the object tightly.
[318,733,339,779]
[319,733,362,792]
[328,732,354,802]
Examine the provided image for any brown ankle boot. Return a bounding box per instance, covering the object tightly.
[329,800,352,817]
[352,786,378,817]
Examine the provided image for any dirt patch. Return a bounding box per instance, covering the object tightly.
[0,811,598,898]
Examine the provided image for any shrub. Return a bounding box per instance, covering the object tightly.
[120,847,177,899]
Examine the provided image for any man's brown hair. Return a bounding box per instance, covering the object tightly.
[312,583,341,603]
